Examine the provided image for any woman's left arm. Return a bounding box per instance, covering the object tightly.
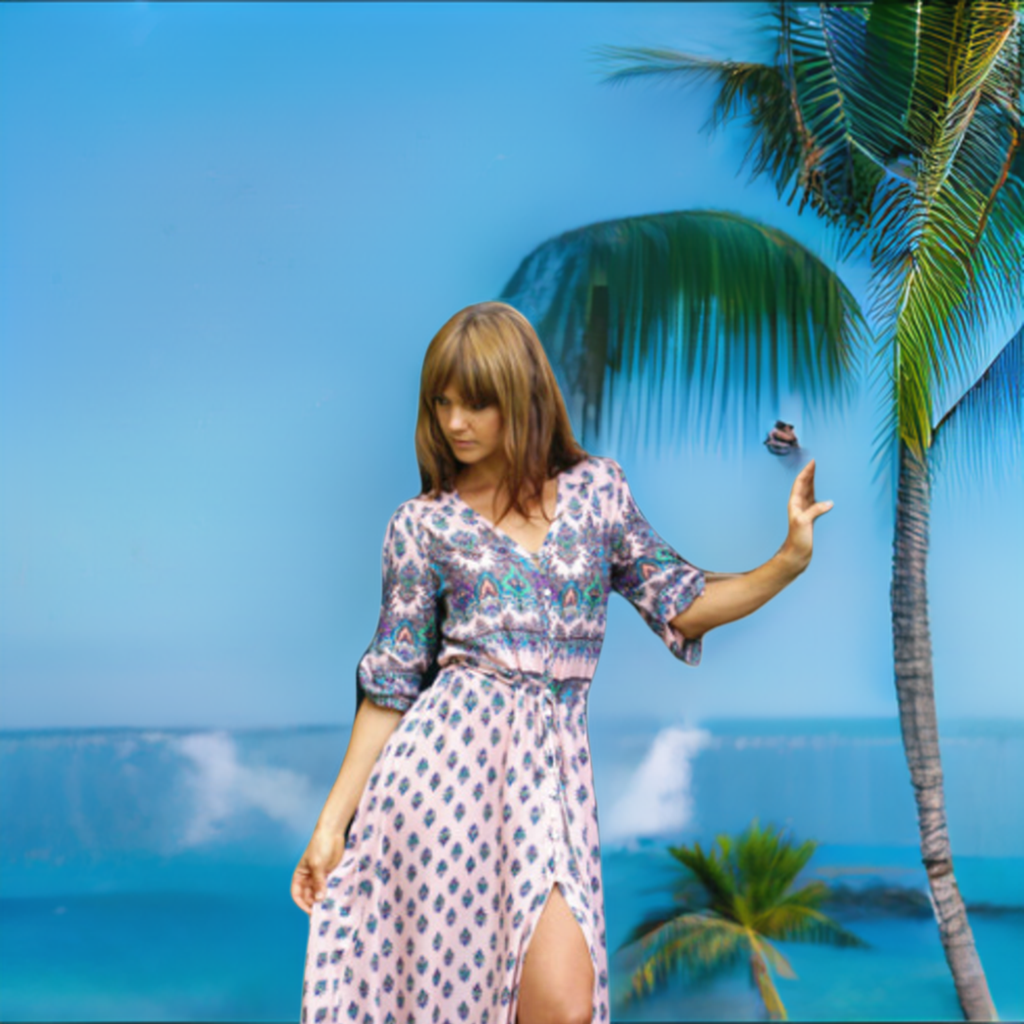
[670,460,833,641]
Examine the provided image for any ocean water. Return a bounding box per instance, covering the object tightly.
[1,718,1022,1022]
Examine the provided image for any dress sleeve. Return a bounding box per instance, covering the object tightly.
[607,458,706,666]
[356,501,442,713]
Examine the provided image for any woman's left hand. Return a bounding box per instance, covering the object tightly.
[781,459,833,573]
[670,459,834,641]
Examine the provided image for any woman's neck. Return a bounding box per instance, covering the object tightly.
[455,454,510,496]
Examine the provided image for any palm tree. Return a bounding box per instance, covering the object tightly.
[615,821,866,1021]
[888,314,1022,1005]
[499,3,1023,1017]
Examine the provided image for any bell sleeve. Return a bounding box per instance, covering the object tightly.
[607,458,706,666]
[355,501,442,713]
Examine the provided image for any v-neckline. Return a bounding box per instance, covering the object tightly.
[452,471,563,560]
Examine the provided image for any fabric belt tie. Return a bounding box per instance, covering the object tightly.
[493,667,573,866]
[441,659,578,880]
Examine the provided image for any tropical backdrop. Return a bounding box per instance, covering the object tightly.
[1,3,1021,1022]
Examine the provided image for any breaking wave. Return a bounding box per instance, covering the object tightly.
[602,725,711,843]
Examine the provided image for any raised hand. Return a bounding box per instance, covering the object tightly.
[782,459,833,572]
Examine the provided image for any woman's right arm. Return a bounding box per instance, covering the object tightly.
[292,500,440,914]
[290,698,404,914]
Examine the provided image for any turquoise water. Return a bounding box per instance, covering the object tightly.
[1,856,1020,1022]
[1,720,1021,1021]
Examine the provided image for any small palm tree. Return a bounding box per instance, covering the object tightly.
[615,821,866,1021]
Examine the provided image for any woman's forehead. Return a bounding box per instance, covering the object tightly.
[438,382,486,403]
[438,368,494,399]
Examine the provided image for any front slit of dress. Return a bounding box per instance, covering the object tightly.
[508,875,599,1024]
[505,683,601,1024]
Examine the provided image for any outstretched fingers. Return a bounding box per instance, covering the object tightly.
[791,460,833,520]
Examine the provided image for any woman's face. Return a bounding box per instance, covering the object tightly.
[433,384,505,472]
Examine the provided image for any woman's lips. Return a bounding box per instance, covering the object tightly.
[453,440,476,447]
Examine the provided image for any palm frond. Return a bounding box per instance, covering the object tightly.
[840,1,918,162]
[592,44,739,90]
[594,7,882,239]
[733,821,819,913]
[956,97,1024,348]
[755,933,798,981]
[617,902,695,951]
[930,321,1024,489]
[499,210,867,452]
[756,900,871,948]
[906,1,1017,185]
[776,2,879,234]
[617,912,748,1006]
[863,2,1023,454]
[668,837,741,915]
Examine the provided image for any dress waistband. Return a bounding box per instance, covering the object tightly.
[438,658,585,703]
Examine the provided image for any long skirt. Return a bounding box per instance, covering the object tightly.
[300,665,610,1023]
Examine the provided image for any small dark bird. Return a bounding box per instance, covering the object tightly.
[763,421,804,464]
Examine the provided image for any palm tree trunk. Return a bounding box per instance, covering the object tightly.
[891,440,997,1021]
[749,947,786,1021]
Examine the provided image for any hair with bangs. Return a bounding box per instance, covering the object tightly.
[415,301,588,527]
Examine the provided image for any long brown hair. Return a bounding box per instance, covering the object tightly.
[415,301,588,527]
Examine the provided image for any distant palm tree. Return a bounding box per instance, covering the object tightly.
[616,821,866,1021]
[513,4,1021,1017]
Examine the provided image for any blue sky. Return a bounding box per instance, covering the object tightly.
[1,2,1021,729]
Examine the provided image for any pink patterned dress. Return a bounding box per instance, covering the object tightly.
[301,455,705,1024]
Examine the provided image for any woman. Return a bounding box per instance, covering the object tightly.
[293,301,832,1024]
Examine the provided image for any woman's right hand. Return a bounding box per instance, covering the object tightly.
[291,825,349,915]
[291,699,403,914]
